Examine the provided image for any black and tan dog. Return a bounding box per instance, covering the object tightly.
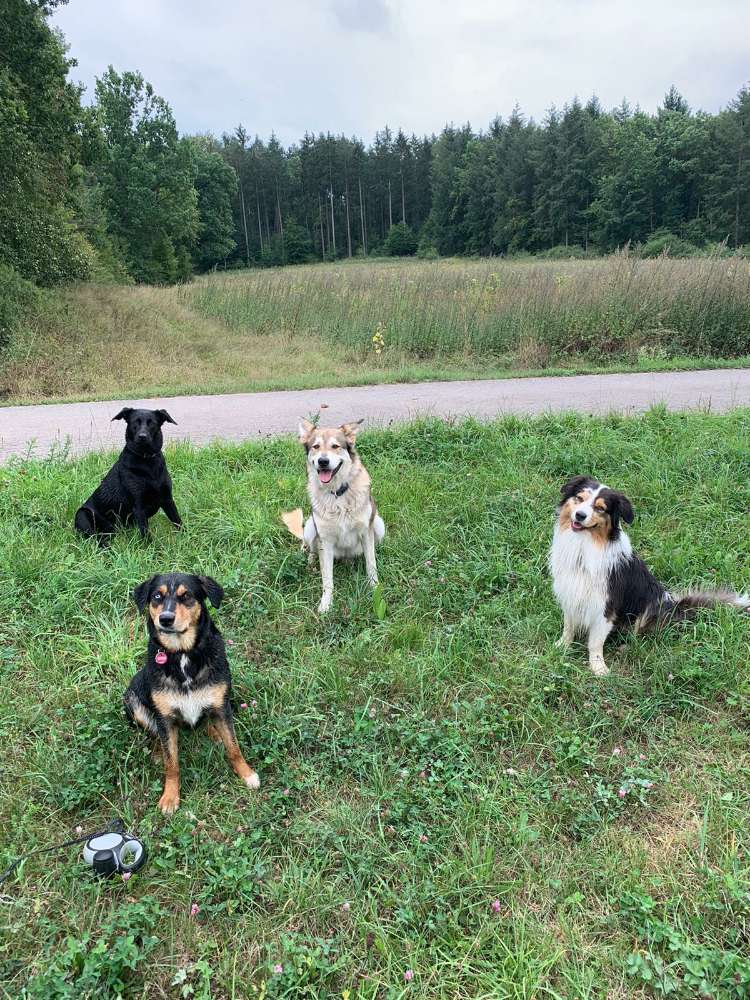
[75,407,182,542]
[124,573,260,814]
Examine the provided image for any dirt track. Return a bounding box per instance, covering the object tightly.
[1,368,749,462]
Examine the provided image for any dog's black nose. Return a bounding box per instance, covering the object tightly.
[159,612,175,628]
[317,457,330,469]
[574,510,587,523]
[137,432,151,441]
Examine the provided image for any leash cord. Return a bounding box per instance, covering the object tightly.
[0,818,124,887]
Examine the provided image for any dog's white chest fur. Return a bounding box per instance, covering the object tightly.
[169,655,211,726]
[549,526,630,631]
[312,493,372,556]
[169,688,214,727]
[305,481,382,558]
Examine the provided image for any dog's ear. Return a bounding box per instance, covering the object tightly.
[112,407,133,422]
[607,490,634,530]
[340,419,364,446]
[196,575,224,608]
[155,409,177,425]
[297,418,314,443]
[132,576,157,612]
[560,475,592,502]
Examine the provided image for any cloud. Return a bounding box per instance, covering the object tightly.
[53,0,750,144]
[331,0,392,35]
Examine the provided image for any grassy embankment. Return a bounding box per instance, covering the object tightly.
[2,254,750,404]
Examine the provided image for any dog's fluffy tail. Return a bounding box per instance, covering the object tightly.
[636,588,750,632]
[281,508,305,540]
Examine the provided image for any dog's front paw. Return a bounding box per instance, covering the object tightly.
[244,770,261,790]
[589,658,610,677]
[206,721,223,743]
[555,635,571,649]
[158,789,180,815]
[317,594,332,615]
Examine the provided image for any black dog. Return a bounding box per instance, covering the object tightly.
[74,408,182,542]
[124,573,260,815]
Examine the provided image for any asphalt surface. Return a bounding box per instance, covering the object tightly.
[1,368,749,463]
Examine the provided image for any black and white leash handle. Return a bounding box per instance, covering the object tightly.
[0,819,147,886]
[82,830,147,877]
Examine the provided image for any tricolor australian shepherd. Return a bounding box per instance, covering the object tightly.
[550,476,749,676]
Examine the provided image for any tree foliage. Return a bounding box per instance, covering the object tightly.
[3,0,750,310]
[90,68,199,283]
[214,84,750,266]
[188,136,237,271]
[383,222,418,256]
[0,0,91,284]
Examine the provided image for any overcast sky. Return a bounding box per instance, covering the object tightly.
[54,0,750,144]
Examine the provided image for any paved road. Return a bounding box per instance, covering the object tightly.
[1,369,749,462]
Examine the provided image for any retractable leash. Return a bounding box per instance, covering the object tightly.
[0,818,147,888]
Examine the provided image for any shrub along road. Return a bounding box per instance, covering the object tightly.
[1,367,750,462]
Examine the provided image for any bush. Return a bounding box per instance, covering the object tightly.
[76,180,132,283]
[383,222,418,257]
[138,235,193,284]
[281,219,314,264]
[537,244,590,260]
[0,204,94,286]
[0,263,39,352]
[639,231,699,258]
[416,235,439,259]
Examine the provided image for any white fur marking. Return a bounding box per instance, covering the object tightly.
[549,519,632,635]
[169,689,216,727]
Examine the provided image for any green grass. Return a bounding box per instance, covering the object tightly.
[3,255,750,404]
[2,412,750,998]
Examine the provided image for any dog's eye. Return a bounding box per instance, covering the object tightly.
[331,443,340,449]
[311,444,320,450]
[152,593,163,603]
[574,495,584,502]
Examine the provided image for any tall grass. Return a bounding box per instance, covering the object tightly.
[4,255,750,403]
[183,254,750,364]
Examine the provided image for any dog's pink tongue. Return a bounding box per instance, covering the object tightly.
[319,469,333,484]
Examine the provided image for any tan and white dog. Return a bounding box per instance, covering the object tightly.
[297,418,385,614]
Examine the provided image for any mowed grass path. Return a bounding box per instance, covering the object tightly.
[3,255,750,404]
[2,413,750,998]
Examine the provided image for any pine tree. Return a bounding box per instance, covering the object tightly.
[705,88,750,247]
[188,136,237,271]
[92,68,199,283]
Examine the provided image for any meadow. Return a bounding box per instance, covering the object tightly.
[3,254,750,404]
[2,412,750,998]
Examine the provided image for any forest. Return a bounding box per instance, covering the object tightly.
[3,0,750,306]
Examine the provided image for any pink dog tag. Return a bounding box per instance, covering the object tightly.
[155,650,168,665]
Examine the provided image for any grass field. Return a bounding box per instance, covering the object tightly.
[3,255,750,404]
[2,412,750,998]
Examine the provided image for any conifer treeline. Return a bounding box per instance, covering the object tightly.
[219,87,750,265]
